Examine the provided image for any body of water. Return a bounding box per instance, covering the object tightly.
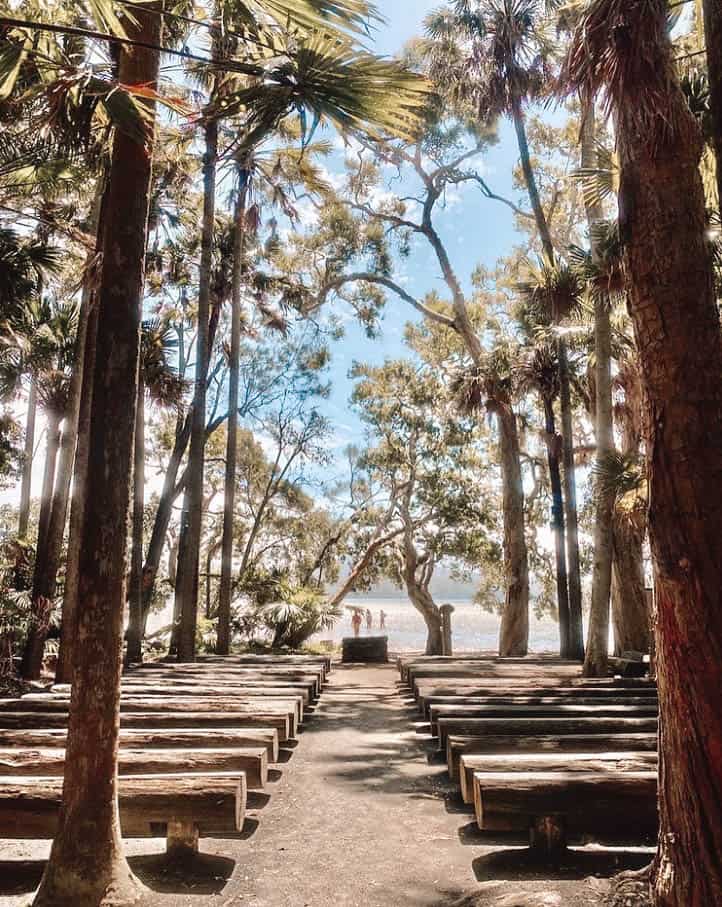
[311,597,562,654]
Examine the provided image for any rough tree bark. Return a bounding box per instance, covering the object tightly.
[125,378,145,665]
[497,406,529,657]
[55,172,106,684]
[584,108,615,677]
[18,375,37,538]
[32,5,161,902]
[611,512,650,655]
[702,0,722,205]
[217,168,249,655]
[582,6,722,903]
[174,115,218,662]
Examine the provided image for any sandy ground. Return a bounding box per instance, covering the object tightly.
[0,663,652,907]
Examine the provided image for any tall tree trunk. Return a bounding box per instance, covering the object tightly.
[55,171,107,684]
[497,406,529,657]
[32,5,160,902]
[125,379,145,665]
[217,171,249,655]
[511,93,582,658]
[18,375,37,538]
[542,399,570,654]
[21,409,61,679]
[584,108,615,677]
[23,262,96,681]
[611,513,650,655]
[703,0,722,205]
[174,116,218,662]
[598,9,722,903]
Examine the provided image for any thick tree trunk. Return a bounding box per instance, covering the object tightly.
[217,173,249,655]
[18,376,37,538]
[497,407,529,657]
[611,513,650,656]
[584,109,615,677]
[32,5,161,903]
[606,11,722,903]
[55,173,106,684]
[21,409,61,679]
[703,0,722,205]
[175,117,218,662]
[125,380,145,665]
[542,399,569,655]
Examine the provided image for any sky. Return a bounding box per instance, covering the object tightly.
[315,1,527,466]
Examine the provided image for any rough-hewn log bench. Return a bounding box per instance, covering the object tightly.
[472,771,658,855]
[405,664,583,686]
[0,711,293,741]
[0,746,268,789]
[429,702,658,735]
[460,751,658,804]
[398,656,575,683]
[0,727,279,761]
[11,694,304,729]
[0,772,246,855]
[131,666,325,696]
[446,732,658,779]
[412,676,657,700]
[116,680,316,705]
[436,716,658,752]
[420,693,658,719]
[160,654,332,676]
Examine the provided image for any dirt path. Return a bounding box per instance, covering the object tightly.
[0,663,649,907]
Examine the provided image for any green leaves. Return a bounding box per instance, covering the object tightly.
[0,36,29,102]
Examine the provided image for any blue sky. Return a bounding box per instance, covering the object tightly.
[317,1,525,463]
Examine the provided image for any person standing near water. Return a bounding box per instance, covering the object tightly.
[351,611,362,638]
[366,609,373,630]
[379,609,386,630]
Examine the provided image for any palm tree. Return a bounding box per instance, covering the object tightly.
[517,340,570,652]
[175,23,432,662]
[424,0,584,658]
[126,319,185,666]
[517,257,585,657]
[564,3,722,903]
[454,345,530,656]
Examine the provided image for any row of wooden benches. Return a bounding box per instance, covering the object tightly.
[0,654,331,855]
[397,654,658,858]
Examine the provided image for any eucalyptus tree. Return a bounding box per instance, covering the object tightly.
[564,4,722,903]
[423,0,585,657]
[281,122,535,654]
[353,358,496,654]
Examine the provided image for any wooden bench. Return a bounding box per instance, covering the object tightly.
[11,694,304,729]
[0,711,293,741]
[0,727,280,761]
[398,656,576,684]
[472,771,657,855]
[116,681,316,705]
[418,691,657,716]
[428,702,658,735]
[0,746,268,789]
[436,716,658,751]
[446,732,658,779]
[460,751,657,804]
[131,666,325,696]
[412,677,656,701]
[0,772,246,855]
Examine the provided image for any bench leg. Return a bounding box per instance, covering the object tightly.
[166,820,199,857]
[529,815,567,858]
